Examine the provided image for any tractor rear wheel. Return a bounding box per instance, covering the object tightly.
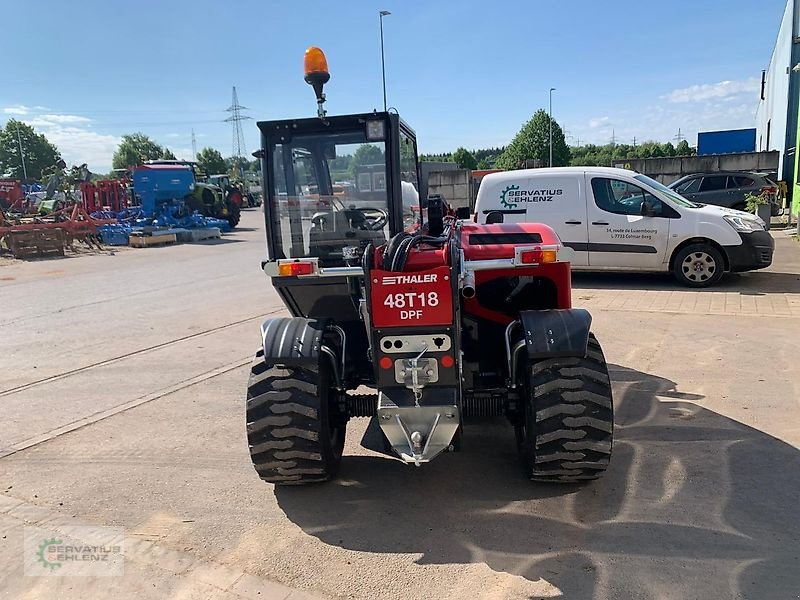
[516,334,613,482]
[246,349,345,485]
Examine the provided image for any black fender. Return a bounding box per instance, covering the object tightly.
[260,317,326,366]
[518,308,592,359]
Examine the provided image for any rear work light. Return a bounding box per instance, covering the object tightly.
[278,261,315,276]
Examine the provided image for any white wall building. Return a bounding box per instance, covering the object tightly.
[755,0,800,182]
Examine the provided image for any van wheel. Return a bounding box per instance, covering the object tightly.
[673,243,724,287]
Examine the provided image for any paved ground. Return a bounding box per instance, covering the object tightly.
[2,209,799,599]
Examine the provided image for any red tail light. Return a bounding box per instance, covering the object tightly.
[760,186,777,195]
[278,261,314,276]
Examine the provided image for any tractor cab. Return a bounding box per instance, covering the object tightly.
[257,111,421,268]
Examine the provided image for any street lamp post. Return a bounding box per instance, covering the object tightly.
[379,10,391,111]
[15,121,28,180]
[549,87,556,167]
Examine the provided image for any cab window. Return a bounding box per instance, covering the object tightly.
[591,177,662,216]
[268,132,391,265]
[399,128,421,229]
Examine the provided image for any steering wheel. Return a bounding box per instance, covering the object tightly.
[354,207,388,231]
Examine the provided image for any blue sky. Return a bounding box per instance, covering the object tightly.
[0,0,788,172]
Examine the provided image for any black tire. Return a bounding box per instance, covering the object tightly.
[672,243,725,288]
[516,334,613,482]
[246,349,345,485]
[226,205,241,228]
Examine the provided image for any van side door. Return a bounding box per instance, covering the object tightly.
[476,175,589,265]
[586,176,671,269]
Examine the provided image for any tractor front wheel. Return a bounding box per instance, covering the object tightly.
[516,334,613,482]
[246,349,346,485]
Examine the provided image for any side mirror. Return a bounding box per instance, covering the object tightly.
[486,210,504,224]
[455,206,471,220]
[641,199,657,217]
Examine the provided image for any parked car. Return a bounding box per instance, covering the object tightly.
[668,171,780,215]
[474,167,774,287]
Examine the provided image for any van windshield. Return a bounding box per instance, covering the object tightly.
[634,174,700,208]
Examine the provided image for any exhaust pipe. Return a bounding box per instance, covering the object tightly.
[461,270,475,298]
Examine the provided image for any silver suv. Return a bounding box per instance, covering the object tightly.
[669,171,780,215]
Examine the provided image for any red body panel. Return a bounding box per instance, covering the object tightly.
[460,222,562,260]
[370,219,572,327]
[459,221,572,323]
[0,179,23,207]
[370,266,453,328]
[463,263,572,325]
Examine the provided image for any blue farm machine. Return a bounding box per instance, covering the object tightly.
[132,162,241,228]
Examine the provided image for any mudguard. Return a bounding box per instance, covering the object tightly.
[260,317,325,366]
[518,308,592,359]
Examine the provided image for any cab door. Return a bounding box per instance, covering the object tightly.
[586,176,670,269]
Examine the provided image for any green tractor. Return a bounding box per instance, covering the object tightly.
[208,173,257,209]
[208,174,259,209]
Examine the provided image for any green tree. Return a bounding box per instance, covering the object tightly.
[225,156,249,177]
[112,133,165,169]
[675,140,694,156]
[195,147,226,175]
[0,119,61,180]
[452,147,478,170]
[349,144,385,176]
[161,148,176,160]
[476,159,490,170]
[496,109,571,170]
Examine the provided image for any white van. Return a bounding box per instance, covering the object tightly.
[474,167,774,287]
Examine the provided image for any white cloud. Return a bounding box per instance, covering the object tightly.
[15,112,120,171]
[43,126,121,171]
[589,116,611,129]
[165,132,182,138]
[3,105,32,115]
[169,146,196,161]
[39,114,91,124]
[663,77,760,103]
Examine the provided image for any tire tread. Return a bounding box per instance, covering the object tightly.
[246,350,343,485]
[521,335,614,482]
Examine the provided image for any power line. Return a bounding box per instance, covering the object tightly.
[191,128,197,161]
[224,86,252,161]
[674,128,685,143]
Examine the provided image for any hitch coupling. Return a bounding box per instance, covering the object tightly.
[377,391,459,467]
